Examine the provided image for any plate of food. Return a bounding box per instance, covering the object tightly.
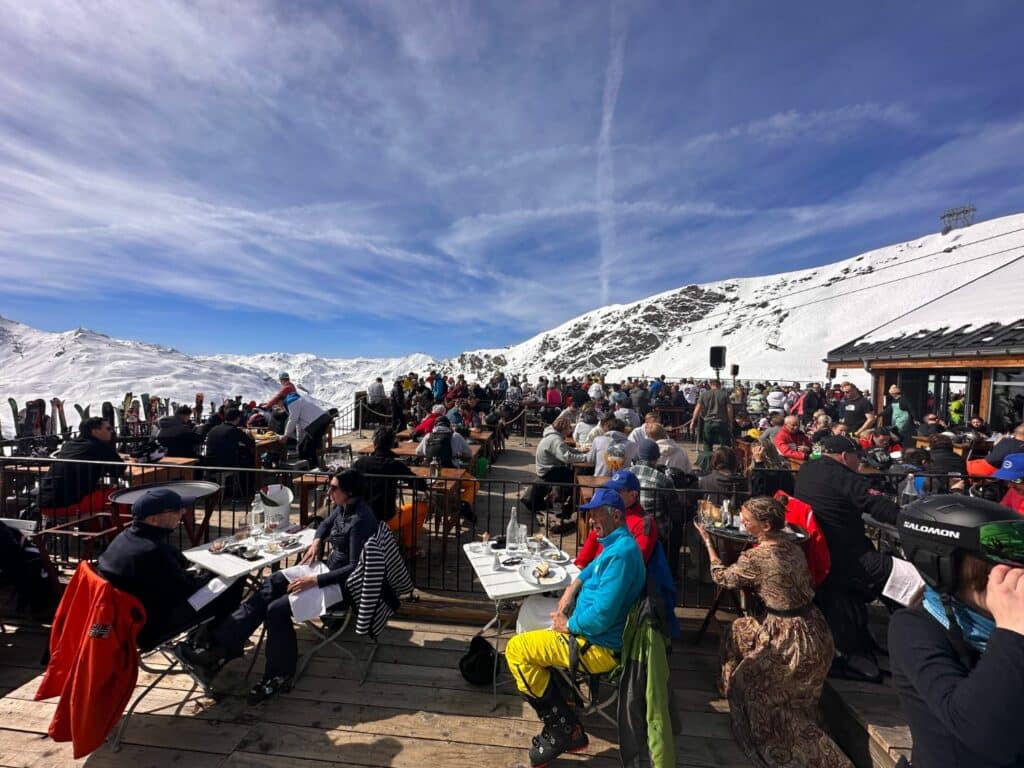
[539,548,571,566]
[519,562,568,587]
[208,538,232,554]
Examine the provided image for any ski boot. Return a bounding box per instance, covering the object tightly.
[525,684,588,767]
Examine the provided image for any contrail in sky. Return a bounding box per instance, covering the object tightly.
[597,2,627,305]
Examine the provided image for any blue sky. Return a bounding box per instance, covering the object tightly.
[1,1,1023,359]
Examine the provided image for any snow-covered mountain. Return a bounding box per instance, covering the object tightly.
[203,352,437,406]
[0,317,436,438]
[3,212,1023,438]
[448,213,1024,383]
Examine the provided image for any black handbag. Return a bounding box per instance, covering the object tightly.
[459,635,497,686]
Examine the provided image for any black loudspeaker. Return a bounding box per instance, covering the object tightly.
[709,346,726,369]
[730,364,740,377]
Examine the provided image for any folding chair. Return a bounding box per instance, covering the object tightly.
[305,522,413,685]
[553,643,622,728]
[110,622,216,752]
[248,522,413,687]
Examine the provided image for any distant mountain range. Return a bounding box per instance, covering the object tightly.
[3,212,1023,438]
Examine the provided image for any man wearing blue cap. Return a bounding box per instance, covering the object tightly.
[575,469,658,569]
[98,488,244,650]
[995,453,1024,515]
[280,392,331,468]
[505,487,646,767]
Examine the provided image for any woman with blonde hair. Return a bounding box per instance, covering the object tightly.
[696,497,851,767]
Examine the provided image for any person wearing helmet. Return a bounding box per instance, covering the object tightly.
[261,372,298,410]
[889,495,1024,767]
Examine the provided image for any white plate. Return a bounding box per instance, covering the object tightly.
[539,548,571,565]
[518,563,568,587]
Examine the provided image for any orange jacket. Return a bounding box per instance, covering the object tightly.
[35,562,145,758]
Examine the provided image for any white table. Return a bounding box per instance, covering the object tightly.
[184,529,315,580]
[462,541,580,706]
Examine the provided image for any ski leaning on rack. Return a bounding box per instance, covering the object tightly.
[140,394,151,425]
[48,399,59,436]
[74,404,91,422]
[52,398,68,436]
[102,402,115,432]
[8,398,19,436]
[195,392,204,420]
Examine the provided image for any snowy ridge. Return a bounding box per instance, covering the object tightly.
[447,213,1024,382]
[3,212,1024,439]
[0,315,437,438]
[204,351,439,406]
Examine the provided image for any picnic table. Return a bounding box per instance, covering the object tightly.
[913,435,993,457]
[574,474,611,540]
[125,455,199,486]
[246,429,286,467]
[291,466,469,542]
[0,460,52,516]
[353,439,482,464]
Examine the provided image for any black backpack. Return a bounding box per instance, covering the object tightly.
[424,430,454,468]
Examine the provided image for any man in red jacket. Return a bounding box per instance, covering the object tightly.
[773,415,813,461]
[262,372,298,409]
[575,470,657,568]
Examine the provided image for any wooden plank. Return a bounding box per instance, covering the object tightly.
[233,722,620,768]
[223,753,364,768]
[0,727,226,768]
[0,696,248,754]
[241,696,621,756]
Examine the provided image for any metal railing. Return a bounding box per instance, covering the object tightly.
[4,454,1001,608]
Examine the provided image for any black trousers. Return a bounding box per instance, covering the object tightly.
[141,577,246,652]
[814,551,893,656]
[211,572,346,680]
[298,415,331,467]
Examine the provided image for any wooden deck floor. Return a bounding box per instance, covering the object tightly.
[0,610,753,768]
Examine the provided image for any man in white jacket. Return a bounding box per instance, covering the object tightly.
[280,393,332,468]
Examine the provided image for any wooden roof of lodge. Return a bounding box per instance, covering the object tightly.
[826,317,1024,364]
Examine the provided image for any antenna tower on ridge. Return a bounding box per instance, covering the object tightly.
[940,204,976,234]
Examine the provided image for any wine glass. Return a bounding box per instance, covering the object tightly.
[526,536,542,563]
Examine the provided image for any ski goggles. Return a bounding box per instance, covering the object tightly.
[978,520,1024,568]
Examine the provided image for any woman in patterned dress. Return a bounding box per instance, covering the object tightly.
[696,496,852,768]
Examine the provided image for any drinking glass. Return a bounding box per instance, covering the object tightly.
[250,507,265,543]
[526,537,542,562]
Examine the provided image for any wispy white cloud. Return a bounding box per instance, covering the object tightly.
[684,103,918,151]
[0,0,1020,354]
[596,3,628,304]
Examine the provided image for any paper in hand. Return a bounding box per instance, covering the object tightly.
[883,556,926,606]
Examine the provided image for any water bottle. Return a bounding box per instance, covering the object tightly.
[506,506,520,553]
[900,473,920,507]
[430,457,440,477]
[250,494,266,539]
[721,499,733,528]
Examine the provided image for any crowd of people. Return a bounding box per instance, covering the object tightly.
[6,367,1024,768]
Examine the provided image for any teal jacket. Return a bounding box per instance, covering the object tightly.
[567,526,645,650]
